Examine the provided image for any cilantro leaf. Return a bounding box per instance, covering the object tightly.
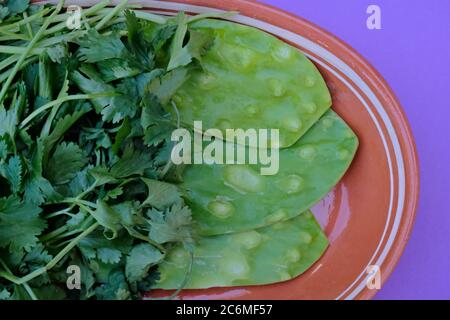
[167,13,214,71]
[147,203,193,245]
[125,10,154,69]
[23,175,57,205]
[141,178,182,210]
[0,6,9,22]
[0,3,207,300]
[46,44,67,64]
[70,71,115,114]
[125,243,163,282]
[0,289,11,300]
[0,196,46,252]
[0,155,23,194]
[95,270,130,300]
[75,29,127,63]
[68,167,94,197]
[6,0,29,15]
[41,104,91,163]
[34,285,66,300]
[97,59,141,83]
[45,142,86,185]
[78,229,133,264]
[0,140,8,159]
[0,105,18,142]
[101,78,140,123]
[140,69,188,146]
[90,200,122,239]
[23,140,60,205]
[109,143,154,178]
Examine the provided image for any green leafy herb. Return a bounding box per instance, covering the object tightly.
[0,0,214,300]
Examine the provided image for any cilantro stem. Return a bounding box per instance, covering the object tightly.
[0,55,18,72]
[0,0,65,104]
[126,228,166,252]
[45,15,103,36]
[0,260,20,288]
[43,206,72,219]
[0,8,51,32]
[44,0,142,34]
[15,222,100,285]
[40,223,71,242]
[0,270,18,283]
[23,284,38,300]
[40,77,69,137]
[64,198,97,208]
[44,182,98,220]
[0,259,38,300]
[23,12,34,39]
[0,35,28,42]
[187,11,238,24]
[50,0,112,24]
[0,29,29,41]
[39,30,85,48]
[0,45,44,55]
[47,217,96,247]
[77,182,97,199]
[132,10,167,24]
[95,0,129,31]
[20,93,113,129]
[0,56,39,83]
[49,229,87,247]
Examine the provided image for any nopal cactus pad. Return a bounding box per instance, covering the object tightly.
[172,19,332,148]
[155,211,328,289]
[181,110,358,235]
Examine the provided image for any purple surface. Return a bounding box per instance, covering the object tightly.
[259,0,450,299]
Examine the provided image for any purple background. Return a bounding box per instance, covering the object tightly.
[259,0,450,299]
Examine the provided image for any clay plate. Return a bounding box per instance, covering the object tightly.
[41,0,420,300]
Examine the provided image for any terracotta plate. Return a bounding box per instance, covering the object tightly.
[46,0,420,300]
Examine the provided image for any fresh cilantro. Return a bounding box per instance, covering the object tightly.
[0,7,9,22]
[0,0,218,300]
[0,196,46,252]
[0,288,11,300]
[46,45,67,64]
[44,142,86,185]
[147,203,193,245]
[5,0,29,15]
[125,243,164,282]
[167,12,214,71]
[75,29,127,63]
[0,155,22,194]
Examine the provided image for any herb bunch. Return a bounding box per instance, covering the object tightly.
[0,0,216,300]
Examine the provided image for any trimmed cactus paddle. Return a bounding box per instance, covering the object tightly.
[155,211,328,289]
[172,19,332,148]
[181,110,358,235]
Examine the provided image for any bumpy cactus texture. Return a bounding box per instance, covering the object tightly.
[181,110,358,235]
[156,19,358,289]
[156,211,328,289]
[172,19,332,148]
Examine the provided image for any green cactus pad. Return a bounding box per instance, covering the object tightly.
[172,19,332,148]
[155,211,328,289]
[181,110,358,235]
